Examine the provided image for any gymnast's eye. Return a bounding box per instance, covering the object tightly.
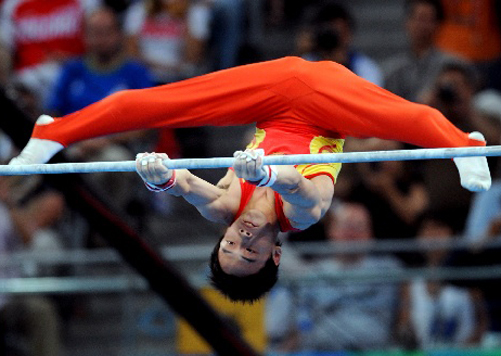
[226,240,235,246]
[246,248,256,254]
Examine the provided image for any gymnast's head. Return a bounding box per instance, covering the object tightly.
[209,210,282,303]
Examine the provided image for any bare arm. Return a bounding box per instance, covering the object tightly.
[136,153,230,223]
[233,150,334,229]
[272,166,333,229]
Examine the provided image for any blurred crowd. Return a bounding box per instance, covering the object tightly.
[2,0,501,355]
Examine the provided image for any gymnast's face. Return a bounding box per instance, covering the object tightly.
[218,211,281,276]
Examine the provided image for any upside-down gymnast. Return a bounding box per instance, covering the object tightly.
[10,56,491,302]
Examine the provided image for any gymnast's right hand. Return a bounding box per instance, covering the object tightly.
[135,152,172,186]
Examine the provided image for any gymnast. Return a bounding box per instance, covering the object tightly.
[9,56,491,302]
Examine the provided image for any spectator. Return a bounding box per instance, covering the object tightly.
[0,175,64,356]
[471,90,501,154]
[47,7,153,116]
[296,1,383,86]
[436,0,501,65]
[266,202,403,352]
[421,61,480,131]
[208,0,245,70]
[419,61,484,233]
[46,7,181,212]
[463,90,501,243]
[0,0,102,106]
[344,139,429,241]
[396,213,488,349]
[265,0,322,28]
[124,0,211,159]
[383,0,465,102]
[124,0,211,85]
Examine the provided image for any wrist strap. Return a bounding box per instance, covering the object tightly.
[248,165,278,187]
[144,170,177,192]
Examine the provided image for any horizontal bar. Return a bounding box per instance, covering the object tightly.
[1,145,501,175]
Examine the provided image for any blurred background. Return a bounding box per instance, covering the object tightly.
[2,0,501,355]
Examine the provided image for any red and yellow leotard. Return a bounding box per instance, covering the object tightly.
[246,121,344,183]
[233,178,299,232]
[236,122,344,232]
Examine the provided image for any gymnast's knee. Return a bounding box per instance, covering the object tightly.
[276,56,310,77]
[104,89,137,114]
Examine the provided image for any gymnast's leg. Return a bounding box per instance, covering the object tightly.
[10,57,302,164]
[293,59,483,149]
[289,60,491,191]
[8,57,492,191]
[11,56,480,156]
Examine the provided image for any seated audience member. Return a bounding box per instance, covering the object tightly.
[124,0,210,159]
[0,175,65,356]
[46,7,153,117]
[124,0,211,85]
[266,202,403,352]
[345,139,429,241]
[209,0,246,70]
[47,6,179,208]
[0,0,102,106]
[469,90,501,177]
[397,213,488,349]
[420,61,485,233]
[383,0,465,102]
[296,1,383,86]
[465,89,501,241]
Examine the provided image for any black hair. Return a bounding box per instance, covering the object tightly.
[314,2,354,30]
[314,26,341,54]
[405,0,445,23]
[439,60,479,89]
[416,209,459,235]
[209,235,281,303]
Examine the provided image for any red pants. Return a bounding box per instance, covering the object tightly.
[32,56,482,149]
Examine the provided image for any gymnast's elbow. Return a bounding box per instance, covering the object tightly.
[290,206,323,229]
[309,206,324,224]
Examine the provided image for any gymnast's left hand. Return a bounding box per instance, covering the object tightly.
[135,152,172,186]
[232,149,267,182]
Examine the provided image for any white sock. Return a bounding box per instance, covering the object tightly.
[9,115,64,165]
[453,132,492,192]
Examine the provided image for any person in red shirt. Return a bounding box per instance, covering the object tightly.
[9,56,491,302]
[0,0,101,103]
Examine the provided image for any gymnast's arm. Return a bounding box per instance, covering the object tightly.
[135,153,231,223]
[272,166,334,230]
[232,150,334,230]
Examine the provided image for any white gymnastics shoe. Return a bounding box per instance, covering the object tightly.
[8,115,64,165]
[453,131,492,192]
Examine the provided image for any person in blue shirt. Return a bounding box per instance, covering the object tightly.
[47,6,153,116]
[46,6,181,212]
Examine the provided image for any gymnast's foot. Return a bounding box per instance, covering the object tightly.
[453,131,492,192]
[8,115,64,165]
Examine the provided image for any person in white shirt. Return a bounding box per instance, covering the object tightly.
[267,201,403,352]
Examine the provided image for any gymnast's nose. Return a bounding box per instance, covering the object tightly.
[239,229,253,242]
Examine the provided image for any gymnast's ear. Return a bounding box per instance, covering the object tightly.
[272,246,282,266]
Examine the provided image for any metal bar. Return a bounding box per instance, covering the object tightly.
[1,145,501,175]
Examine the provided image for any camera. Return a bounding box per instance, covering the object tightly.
[437,83,458,104]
